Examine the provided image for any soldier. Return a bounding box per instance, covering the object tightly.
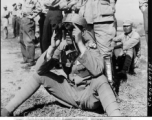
[19,0,41,66]
[111,20,140,78]
[12,3,19,38]
[139,0,148,43]
[1,5,11,39]
[78,0,116,83]
[41,0,63,53]
[1,13,121,117]
[17,3,23,41]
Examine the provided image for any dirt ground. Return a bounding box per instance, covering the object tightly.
[1,26,147,117]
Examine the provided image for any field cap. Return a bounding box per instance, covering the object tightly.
[18,3,22,6]
[12,3,17,7]
[62,13,87,28]
[123,19,132,26]
[139,0,148,7]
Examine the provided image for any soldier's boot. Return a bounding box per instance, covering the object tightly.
[117,55,132,79]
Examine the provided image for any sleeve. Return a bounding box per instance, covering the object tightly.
[77,48,104,77]
[123,32,140,50]
[35,43,63,75]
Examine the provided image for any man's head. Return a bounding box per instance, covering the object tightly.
[3,5,7,10]
[123,19,133,34]
[62,13,87,44]
[18,3,22,9]
[139,0,148,12]
[12,3,17,10]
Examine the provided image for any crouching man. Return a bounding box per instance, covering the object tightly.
[1,13,121,117]
[111,20,140,78]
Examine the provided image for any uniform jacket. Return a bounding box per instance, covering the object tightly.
[35,33,104,84]
[113,30,141,58]
[79,0,114,24]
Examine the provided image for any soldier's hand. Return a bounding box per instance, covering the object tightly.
[51,30,62,49]
[72,23,82,44]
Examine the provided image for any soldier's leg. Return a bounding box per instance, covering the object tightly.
[94,22,116,56]
[12,16,16,37]
[1,72,79,116]
[3,27,8,39]
[20,33,28,63]
[38,13,46,53]
[122,49,134,73]
[26,43,35,65]
[2,74,41,116]
[81,75,121,116]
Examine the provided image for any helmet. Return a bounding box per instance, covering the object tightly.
[62,13,87,28]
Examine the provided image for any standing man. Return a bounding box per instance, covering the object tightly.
[139,0,148,43]
[1,5,11,39]
[12,3,19,38]
[41,1,63,53]
[20,0,41,66]
[79,0,116,83]
[17,3,23,41]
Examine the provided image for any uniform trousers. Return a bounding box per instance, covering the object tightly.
[38,13,46,53]
[33,71,118,114]
[94,22,116,56]
[20,17,35,63]
[41,9,63,53]
[12,16,20,37]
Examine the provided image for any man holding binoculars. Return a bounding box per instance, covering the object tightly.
[1,13,121,117]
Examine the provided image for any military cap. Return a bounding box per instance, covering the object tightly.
[139,0,148,7]
[12,3,17,7]
[123,19,132,26]
[18,3,22,6]
[62,13,87,28]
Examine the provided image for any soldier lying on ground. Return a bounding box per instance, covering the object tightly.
[1,13,121,117]
[111,19,140,79]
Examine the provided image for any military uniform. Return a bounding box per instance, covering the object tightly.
[20,0,41,65]
[41,2,63,53]
[139,0,148,43]
[111,20,140,74]
[1,6,10,39]
[79,0,116,56]
[12,3,19,38]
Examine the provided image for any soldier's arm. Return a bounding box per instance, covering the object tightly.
[78,48,104,77]
[35,46,62,75]
[123,32,140,50]
[36,29,64,75]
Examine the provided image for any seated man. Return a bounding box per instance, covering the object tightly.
[111,19,140,78]
[1,13,121,116]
